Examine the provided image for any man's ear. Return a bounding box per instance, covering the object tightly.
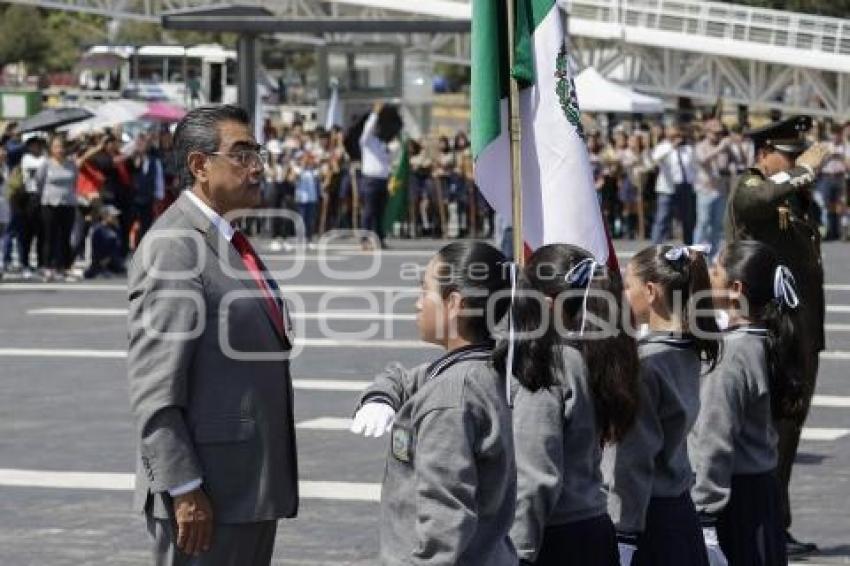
[187,151,208,185]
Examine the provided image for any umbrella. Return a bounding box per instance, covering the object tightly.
[17,107,94,133]
[61,100,148,138]
[143,102,187,123]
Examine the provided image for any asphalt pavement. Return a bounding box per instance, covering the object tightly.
[1,237,848,565]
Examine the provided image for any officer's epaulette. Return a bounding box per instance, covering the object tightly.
[743,168,764,187]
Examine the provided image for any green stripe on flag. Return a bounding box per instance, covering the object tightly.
[382,136,410,234]
[472,0,558,158]
[513,0,557,87]
[471,0,509,159]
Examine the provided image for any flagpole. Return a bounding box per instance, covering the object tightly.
[505,0,525,267]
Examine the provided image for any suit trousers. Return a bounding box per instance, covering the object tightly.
[651,183,696,245]
[775,349,820,530]
[360,176,388,244]
[147,515,277,566]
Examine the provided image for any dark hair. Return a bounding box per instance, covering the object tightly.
[433,241,511,344]
[494,244,640,443]
[454,131,469,150]
[719,240,808,419]
[173,104,251,189]
[630,245,721,370]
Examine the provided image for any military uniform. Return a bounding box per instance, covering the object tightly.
[725,116,825,532]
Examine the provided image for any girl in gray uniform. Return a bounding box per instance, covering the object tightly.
[496,244,641,566]
[350,241,517,566]
[689,240,801,565]
[605,244,721,566]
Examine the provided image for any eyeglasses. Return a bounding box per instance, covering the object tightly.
[207,148,270,168]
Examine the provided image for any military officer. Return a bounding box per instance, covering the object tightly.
[726,115,830,558]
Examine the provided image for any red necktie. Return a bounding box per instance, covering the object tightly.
[231,231,286,338]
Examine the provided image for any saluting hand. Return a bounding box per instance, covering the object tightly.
[797,142,830,172]
[173,488,214,556]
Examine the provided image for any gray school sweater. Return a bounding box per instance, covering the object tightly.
[689,327,778,517]
[510,344,608,562]
[358,345,518,566]
[602,333,702,534]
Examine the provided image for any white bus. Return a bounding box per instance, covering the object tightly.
[78,44,237,105]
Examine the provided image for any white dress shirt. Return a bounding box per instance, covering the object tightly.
[652,140,697,195]
[359,111,391,179]
[185,189,235,241]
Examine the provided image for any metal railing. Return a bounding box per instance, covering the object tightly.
[567,0,850,56]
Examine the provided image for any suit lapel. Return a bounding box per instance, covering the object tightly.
[175,193,291,349]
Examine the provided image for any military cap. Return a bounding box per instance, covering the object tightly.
[747,115,812,154]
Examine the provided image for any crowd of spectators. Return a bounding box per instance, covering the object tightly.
[2,111,849,282]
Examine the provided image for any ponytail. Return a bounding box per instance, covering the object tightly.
[720,241,808,420]
[492,267,558,391]
[578,267,640,443]
[762,299,808,419]
[496,244,640,442]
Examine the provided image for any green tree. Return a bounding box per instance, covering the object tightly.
[0,5,51,69]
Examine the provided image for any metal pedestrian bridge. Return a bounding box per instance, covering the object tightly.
[7,0,850,117]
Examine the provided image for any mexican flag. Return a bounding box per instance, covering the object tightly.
[382,136,410,234]
[472,0,612,265]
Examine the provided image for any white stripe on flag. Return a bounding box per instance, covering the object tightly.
[474,5,609,261]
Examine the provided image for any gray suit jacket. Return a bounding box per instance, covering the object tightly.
[127,191,298,524]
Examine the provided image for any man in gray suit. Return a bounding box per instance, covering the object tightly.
[128,105,298,565]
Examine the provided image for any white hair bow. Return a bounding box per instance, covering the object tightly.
[664,244,712,262]
[773,265,800,309]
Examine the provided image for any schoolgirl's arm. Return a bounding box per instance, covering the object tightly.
[690,358,747,522]
[358,362,424,410]
[604,368,663,537]
[510,384,566,563]
[411,407,479,564]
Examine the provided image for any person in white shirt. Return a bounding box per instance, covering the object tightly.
[650,124,698,245]
[18,137,47,273]
[694,119,734,256]
[359,102,391,249]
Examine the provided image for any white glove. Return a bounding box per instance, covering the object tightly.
[703,527,728,566]
[617,542,636,566]
[350,402,395,438]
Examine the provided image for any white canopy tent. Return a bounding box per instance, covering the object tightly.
[575,67,665,114]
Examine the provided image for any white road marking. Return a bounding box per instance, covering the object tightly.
[27,308,416,321]
[293,380,371,392]
[0,348,126,359]
[297,415,850,443]
[336,249,435,257]
[262,254,346,262]
[0,468,380,502]
[0,339,435,360]
[821,351,850,360]
[1,283,418,294]
[825,323,850,331]
[812,395,850,408]
[827,305,850,313]
[297,417,354,431]
[28,308,127,316]
[0,283,127,292]
[826,284,850,291]
[800,428,850,442]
